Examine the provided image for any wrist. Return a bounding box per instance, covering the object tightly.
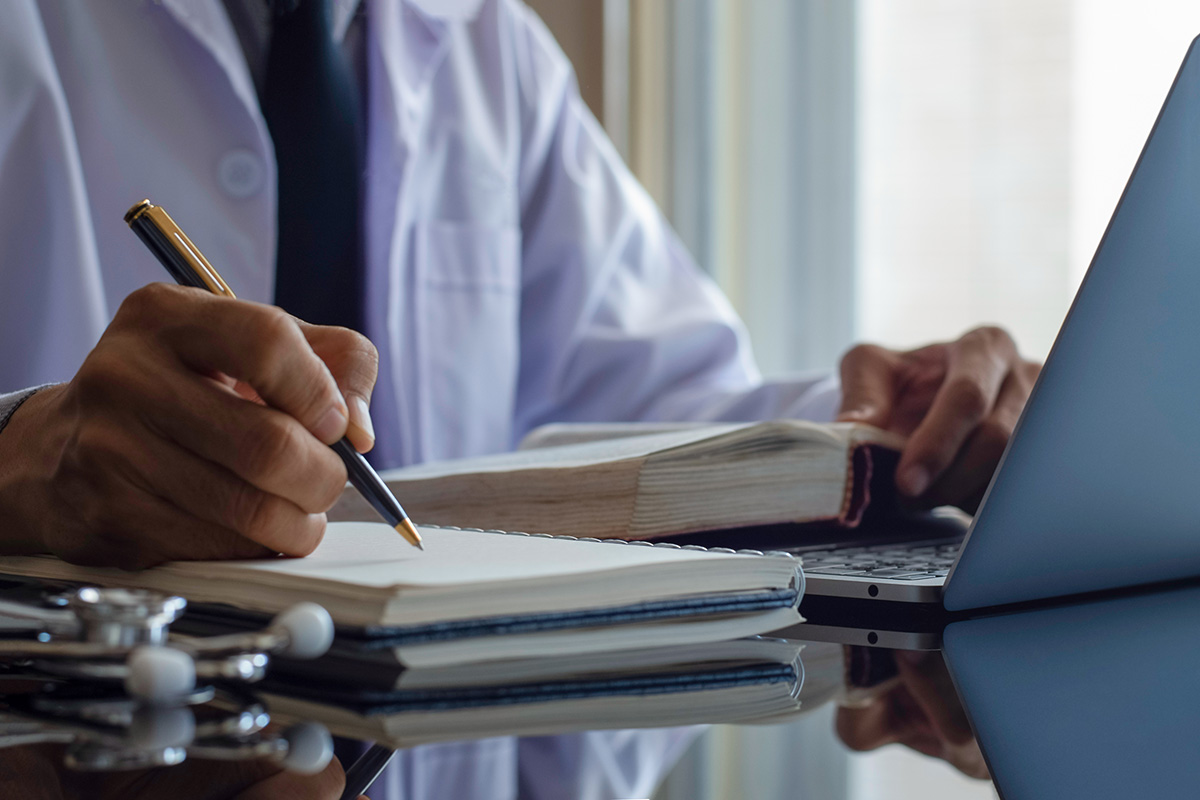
[0,385,69,554]
[0,385,54,435]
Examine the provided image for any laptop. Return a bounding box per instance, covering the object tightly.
[942,582,1200,797]
[782,34,1200,649]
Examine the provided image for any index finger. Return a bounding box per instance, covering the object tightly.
[897,328,1016,496]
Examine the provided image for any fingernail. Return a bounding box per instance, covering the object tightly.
[347,395,375,449]
[838,407,874,422]
[313,405,347,444]
[899,465,930,496]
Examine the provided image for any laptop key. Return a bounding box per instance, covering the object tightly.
[804,568,873,576]
[858,569,930,577]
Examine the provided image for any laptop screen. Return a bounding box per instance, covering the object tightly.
[945,35,1200,612]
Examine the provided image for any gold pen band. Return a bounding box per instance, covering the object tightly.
[125,200,236,298]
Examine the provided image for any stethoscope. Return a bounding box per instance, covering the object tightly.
[0,584,337,775]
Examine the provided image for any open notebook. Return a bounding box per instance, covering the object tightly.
[0,522,803,660]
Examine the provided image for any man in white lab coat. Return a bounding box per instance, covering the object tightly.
[0,0,1031,796]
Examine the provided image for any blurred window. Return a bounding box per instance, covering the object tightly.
[612,0,1200,373]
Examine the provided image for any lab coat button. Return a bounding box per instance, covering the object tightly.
[217,150,265,198]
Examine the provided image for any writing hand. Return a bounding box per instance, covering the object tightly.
[0,283,379,568]
[836,326,1040,512]
[836,650,988,779]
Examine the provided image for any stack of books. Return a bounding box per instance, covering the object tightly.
[0,520,808,744]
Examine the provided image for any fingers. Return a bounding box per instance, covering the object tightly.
[894,652,972,748]
[896,327,1017,497]
[918,363,1036,511]
[232,755,346,800]
[836,651,990,781]
[0,745,66,799]
[117,285,349,445]
[90,754,347,800]
[117,424,329,557]
[836,682,931,751]
[135,367,347,515]
[45,472,272,569]
[5,284,367,568]
[836,695,901,751]
[301,323,379,453]
[895,651,989,779]
[836,344,898,429]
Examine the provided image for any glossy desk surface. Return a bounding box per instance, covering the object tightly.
[3,580,1196,799]
[942,580,1200,798]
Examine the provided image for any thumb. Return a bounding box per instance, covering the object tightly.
[836,344,896,429]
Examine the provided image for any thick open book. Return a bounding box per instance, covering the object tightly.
[333,421,904,541]
[0,522,802,656]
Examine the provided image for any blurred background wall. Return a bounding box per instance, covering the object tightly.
[524,1,1200,798]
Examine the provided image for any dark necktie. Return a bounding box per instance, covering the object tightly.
[262,0,363,332]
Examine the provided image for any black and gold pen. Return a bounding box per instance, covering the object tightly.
[124,199,423,550]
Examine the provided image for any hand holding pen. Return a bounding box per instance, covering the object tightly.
[124,200,421,549]
[122,200,414,796]
[0,280,380,566]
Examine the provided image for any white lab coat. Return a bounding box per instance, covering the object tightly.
[0,0,839,797]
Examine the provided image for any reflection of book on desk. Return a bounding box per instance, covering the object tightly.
[266,629,807,692]
[332,421,904,540]
[0,522,803,658]
[263,636,806,747]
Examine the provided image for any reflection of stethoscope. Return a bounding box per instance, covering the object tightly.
[0,586,337,775]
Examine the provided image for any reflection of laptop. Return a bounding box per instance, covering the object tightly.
[784,35,1200,649]
[942,583,1200,796]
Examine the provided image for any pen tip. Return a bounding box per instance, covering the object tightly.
[396,518,424,550]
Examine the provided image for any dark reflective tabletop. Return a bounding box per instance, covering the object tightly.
[5,581,1198,799]
[943,581,1200,798]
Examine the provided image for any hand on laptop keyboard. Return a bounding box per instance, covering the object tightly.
[837,649,988,780]
[836,326,1041,513]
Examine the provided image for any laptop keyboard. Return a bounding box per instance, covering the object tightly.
[797,539,961,581]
